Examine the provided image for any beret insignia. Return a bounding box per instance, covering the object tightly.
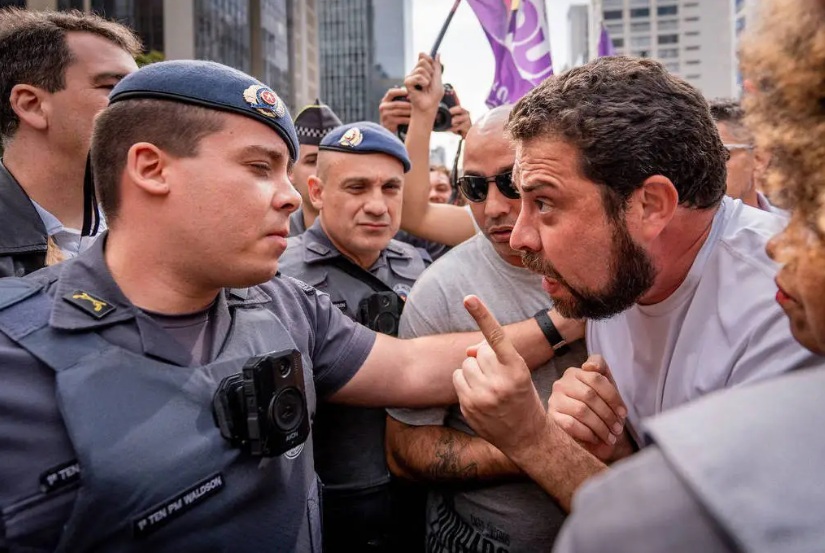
[243,84,285,118]
[338,127,364,147]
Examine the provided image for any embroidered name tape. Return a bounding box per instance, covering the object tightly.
[132,473,225,539]
[40,460,81,493]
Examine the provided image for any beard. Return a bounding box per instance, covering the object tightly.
[522,218,657,320]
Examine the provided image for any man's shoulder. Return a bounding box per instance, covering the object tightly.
[715,199,786,277]
[410,234,486,281]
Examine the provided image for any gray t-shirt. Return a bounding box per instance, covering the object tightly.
[388,234,588,553]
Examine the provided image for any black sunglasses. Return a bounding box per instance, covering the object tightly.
[457,171,520,203]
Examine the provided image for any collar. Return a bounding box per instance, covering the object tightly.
[48,233,271,365]
[300,219,412,269]
[0,160,48,253]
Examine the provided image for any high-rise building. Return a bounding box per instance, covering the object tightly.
[17,0,318,112]
[568,4,590,68]
[318,0,411,124]
[288,0,320,110]
[598,0,737,98]
[318,0,375,123]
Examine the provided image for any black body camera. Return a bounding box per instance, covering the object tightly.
[357,291,403,337]
[213,349,310,457]
[395,83,459,140]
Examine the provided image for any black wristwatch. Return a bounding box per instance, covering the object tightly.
[533,309,571,356]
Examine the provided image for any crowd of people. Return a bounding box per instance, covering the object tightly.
[0,1,823,552]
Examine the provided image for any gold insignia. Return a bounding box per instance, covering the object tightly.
[242,84,286,118]
[64,290,116,319]
[339,127,363,147]
[72,292,107,312]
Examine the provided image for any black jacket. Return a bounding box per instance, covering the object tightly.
[0,161,47,278]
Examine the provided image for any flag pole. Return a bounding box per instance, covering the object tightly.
[413,0,462,90]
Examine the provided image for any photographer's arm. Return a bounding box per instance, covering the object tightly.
[401,54,476,246]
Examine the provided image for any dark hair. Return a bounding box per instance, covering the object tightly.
[708,98,753,143]
[92,99,225,223]
[508,57,728,218]
[0,8,142,141]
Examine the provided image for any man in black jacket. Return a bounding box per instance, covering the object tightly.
[0,8,139,277]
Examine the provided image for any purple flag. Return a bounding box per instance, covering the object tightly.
[597,23,616,57]
[466,0,554,108]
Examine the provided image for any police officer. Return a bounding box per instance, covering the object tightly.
[289,99,343,237]
[0,60,562,552]
[279,121,428,552]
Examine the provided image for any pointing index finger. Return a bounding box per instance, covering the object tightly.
[464,295,519,364]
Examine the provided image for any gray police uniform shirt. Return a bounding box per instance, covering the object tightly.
[279,220,428,493]
[0,234,376,552]
[553,368,825,553]
[388,234,588,553]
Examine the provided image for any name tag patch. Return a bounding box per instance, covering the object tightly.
[132,473,225,538]
[333,300,348,312]
[39,460,81,493]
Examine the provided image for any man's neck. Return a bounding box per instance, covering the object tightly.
[105,230,221,314]
[4,138,86,229]
[639,205,719,305]
[319,219,381,270]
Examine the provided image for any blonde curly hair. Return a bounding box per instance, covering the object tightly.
[738,0,825,234]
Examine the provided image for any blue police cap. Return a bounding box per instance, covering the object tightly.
[319,121,411,172]
[108,60,299,161]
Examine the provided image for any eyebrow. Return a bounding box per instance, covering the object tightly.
[463,165,514,177]
[520,180,557,194]
[91,72,130,85]
[240,144,292,171]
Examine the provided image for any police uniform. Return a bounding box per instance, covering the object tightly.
[0,60,377,553]
[278,122,429,552]
[288,100,343,238]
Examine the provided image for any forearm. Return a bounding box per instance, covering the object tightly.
[386,416,521,483]
[508,421,607,512]
[402,106,437,231]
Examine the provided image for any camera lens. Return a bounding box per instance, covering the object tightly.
[433,105,452,132]
[375,312,398,335]
[269,388,304,431]
[275,358,291,378]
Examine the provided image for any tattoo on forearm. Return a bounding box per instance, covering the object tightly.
[428,431,479,480]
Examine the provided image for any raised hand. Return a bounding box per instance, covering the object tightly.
[403,52,444,114]
[453,295,548,458]
[378,87,411,133]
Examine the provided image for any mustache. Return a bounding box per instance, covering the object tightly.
[522,251,560,280]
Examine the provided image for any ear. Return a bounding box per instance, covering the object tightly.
[9,84,50,131]
[629,175,678,242]
[307,174,324,211]
[125,142,171,198]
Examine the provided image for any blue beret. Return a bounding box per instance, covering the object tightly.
[319,121,411,172]
[108,60,299,161]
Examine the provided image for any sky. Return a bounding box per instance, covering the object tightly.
[410,0,587,163]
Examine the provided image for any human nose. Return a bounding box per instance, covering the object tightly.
[273,176,302,214]
[510,202,540,253]
[363,188,389,217]
[484,184,510,219]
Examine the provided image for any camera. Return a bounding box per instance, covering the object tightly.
[357,291,403,336]
[395,83,459,141]
[213,349,310,458]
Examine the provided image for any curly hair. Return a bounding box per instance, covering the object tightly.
[507,57,728,219]
[739,0,825,235]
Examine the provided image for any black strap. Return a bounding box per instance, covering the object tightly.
[327,256,396,295]
[81,153,100,237]
[533,309,571,356]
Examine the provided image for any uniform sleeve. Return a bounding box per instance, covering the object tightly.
[553,447,736,553]
[306,284,377,398]
[386,279,452,426]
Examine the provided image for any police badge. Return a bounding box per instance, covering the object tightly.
[243,84,286,118]
[338,127,364,147]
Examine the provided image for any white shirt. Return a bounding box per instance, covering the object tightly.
[586,198,824,442]
[31,200,105,259]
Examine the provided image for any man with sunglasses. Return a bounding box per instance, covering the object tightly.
[386,106,588,552]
